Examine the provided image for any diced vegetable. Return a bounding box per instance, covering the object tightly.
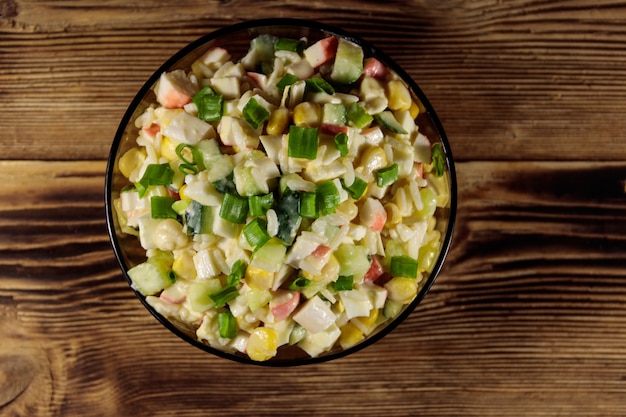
[193,86,224,122]
[217,310,237,338]
[219,192,249,224]
[127,259,174,296]
[288,125,319,160]
[390,255,419,279]
[330,38,364,84]
[115,32,449,362]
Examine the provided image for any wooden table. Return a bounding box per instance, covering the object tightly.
[2,1,626,415]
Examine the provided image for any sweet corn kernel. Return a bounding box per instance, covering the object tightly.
[172,250,197,280]
[293,102,322,127]
[266,107,290,135]
[409,100,420,119]
[245,265,275,290]
[384,202,402,225]
[384,277,418,304]
[246,327,278,361]
[178,184,189,200]
[118,148,146,179]
[387,79,412,111]
[359,146,388,173]
[355,308,379,329]
[160,136,179,161]
[339,322,364,349]
[319,254,340,284]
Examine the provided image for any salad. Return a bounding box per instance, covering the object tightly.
[114,32,450,361]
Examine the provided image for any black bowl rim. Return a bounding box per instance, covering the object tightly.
[105,17,457,367]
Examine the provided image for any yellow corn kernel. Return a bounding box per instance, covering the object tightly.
[172,250,197,280]
[247,327,278,361]
[118,148,146,179]
[160,136,179,161]
[359,146,388,173]
[409,100,420,119]
[384,202,402,225]
[333,298,345,314]
[319,254,340,284]
[293,102,322,127]
[339,322,364,349]
[245,265,274,290]
[336,200,358,220]
[177,185,188,201]
[354,308,379,329]
[386,79,412,111]
[384,277,418,304]
[266,107,290,135]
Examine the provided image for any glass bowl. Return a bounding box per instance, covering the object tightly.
[105,18,457,366]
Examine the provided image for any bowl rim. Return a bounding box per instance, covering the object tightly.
[105,17,457,366]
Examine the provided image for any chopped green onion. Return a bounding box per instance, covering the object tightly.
[210,285,239,308]
[305,77,335,95]
[332,275,354,291]
[375,163,399,187]
[212,171,237,195]
[316,181,341,215]
[242,97,270,129]
[431,143,445,177]
[136,163,174,197]
[390,255,419,279]
[346,102,373,128]
[341,176,368,200]
[275,37,306,54]
[288,125,319,160]
[150,196,178,219]
[243,217,271,248]
[219,192,249,224]
[227,260,247,286]
[289,276,311,291]
[276,73,300,90]
[193,86,224,122]
[249,193,274,217]
[333,132,349,157]
[217,310,237,339]
[175,143,203,174]
[299,191,319,219]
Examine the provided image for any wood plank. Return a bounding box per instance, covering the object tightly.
[3,0,626,161]
[1,159,625,415]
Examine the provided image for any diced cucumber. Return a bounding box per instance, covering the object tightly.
[322,102,347,126]
[374,111,408,134]
[383,298,404,319]
[246,287,271,311]
[250,238,287,273]
[127,259,174,296]
[288,323,307,345]
[197,139,234,182]
[334,243,371,281]
[185,200,215,234]
[330,38,364,85]
[188,278,222,312]
[274,188,302,245]
[300,280,328,299]
[241,34,278,73]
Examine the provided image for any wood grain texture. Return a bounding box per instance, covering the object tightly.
[2,0,626,415]
[3,0,626,161]
[0,160,625,416]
